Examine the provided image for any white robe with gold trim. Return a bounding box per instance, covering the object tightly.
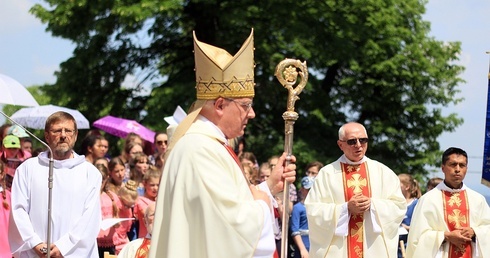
[149,118,275,258]
[406,183,490,258]
[305,156,406,258]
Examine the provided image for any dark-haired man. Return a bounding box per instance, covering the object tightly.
[406,147,490,257]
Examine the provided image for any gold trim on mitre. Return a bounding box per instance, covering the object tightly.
[193,29,255,100]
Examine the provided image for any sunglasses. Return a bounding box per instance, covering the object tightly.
[340,138,369,146]
[156,140,167,145]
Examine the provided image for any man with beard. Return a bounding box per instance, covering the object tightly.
[9,111,102,257]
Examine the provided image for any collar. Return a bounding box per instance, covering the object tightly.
[339,154,368,165]
[437,181,466,193]
[197,115,227,144]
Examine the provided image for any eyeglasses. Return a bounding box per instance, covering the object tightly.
[156,140,167,145]
[224,98,253,112]
[340,138,369,146]
[50,128,76,136]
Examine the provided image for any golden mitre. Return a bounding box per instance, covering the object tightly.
[193,29,255,99]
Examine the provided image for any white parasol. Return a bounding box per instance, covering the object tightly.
[0,73,39,107]
[11,104,90,129]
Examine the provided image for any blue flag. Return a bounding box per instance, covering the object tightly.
[482,69,490,188]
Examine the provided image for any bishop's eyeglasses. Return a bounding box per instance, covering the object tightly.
[224,98,253,112]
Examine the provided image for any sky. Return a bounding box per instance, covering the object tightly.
[1,1,489,199]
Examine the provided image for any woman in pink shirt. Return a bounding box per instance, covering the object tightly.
[96,164,120,256]
[114,180,138,254]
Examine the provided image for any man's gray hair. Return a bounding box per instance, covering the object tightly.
[338,122,367,139]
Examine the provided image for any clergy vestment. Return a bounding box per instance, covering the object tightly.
[149,117,275,258]
[406,183,490,258]
[9,151,101,257]
[118,237,151,258]
[305,155,406,258]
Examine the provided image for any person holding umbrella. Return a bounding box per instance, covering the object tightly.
[8,111,101,257]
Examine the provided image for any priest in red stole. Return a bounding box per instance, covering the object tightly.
[305,122,406,258]
[406,147,490,258]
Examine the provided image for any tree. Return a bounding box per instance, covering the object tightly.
[30,0,464,178]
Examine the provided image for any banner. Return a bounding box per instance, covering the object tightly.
[482,59,490,187]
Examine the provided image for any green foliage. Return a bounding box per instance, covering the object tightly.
[28,0,464,177]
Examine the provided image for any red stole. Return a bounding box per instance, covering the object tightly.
[223,143,252,186]
[442,190,472,258]
[134,238,151,258]
[341,162,371,258]
[224,144,242,168]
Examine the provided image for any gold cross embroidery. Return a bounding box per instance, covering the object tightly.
[448,193,462,207]
[347,174,367,194]
[346,165,361,173]
[350,221,364,243]
[448,209,467,228]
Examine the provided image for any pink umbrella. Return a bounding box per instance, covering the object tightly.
[93,115,156,143]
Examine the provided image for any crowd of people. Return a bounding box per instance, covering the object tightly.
[1,27,490,258]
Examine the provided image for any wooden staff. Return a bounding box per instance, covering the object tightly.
[274,58,308,258]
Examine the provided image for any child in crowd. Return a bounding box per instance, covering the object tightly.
[239,151,259,170]
[290,176,315,258]
[398,173,421,258]
[94,157,109,170]
[425,176,442,192]
[0,161,11,257]
[107,157,126,194]
[120,140,144,181]
[130,153,150,196]
[114,180,139,254]
[134,168,161,238]
[242,163,259,185]
[96,164,120,257]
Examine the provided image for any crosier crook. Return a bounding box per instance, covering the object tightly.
[274,58,308,258]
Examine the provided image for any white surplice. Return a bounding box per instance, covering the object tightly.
[406,182,490,258]
[9,151,101,257]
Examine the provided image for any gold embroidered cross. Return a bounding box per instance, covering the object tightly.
[346,165,361,173]
[347,174,366,194]
[448,193,462,207]
[350,221,364,243]
[448,209,466,228]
